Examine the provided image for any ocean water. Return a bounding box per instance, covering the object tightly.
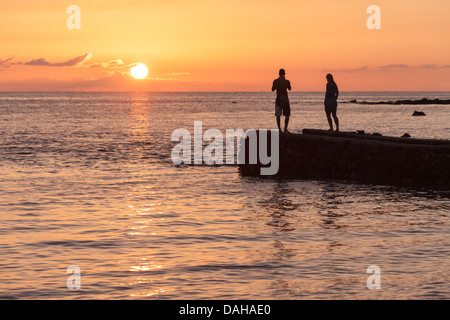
[0,91,449,299]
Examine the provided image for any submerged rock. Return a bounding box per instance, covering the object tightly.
[412,111,426,116]
[402,133,411,138]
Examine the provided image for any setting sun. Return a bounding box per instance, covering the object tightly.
[130,63,148,79]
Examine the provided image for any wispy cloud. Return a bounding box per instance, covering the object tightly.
[23,53,92,67]
[377,64,409,69]
[324,63,450,74]
[378,63,450,70]
[418,64,439,69]
[2,53,139,76]
[418,64,450,69]
[1,53,190,84]
[0,56,17,69]
[324,65,368,73]
[88,59,125,68]
[86,59,137,76]
[0,56,15,65]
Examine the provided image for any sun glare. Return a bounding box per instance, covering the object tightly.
[131,63,148,79]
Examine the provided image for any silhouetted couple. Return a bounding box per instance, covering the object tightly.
[272,69,339,132]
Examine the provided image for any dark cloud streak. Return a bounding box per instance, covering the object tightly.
[23,53,92,67]
[323,65,368,73]
[377,64,409,69]
[0,56,15,65]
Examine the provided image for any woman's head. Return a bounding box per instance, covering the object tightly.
[326,73,334,82]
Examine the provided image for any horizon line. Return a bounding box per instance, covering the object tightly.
[1,90,450,93]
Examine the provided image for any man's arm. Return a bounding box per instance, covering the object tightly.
[287,80,291,91]
[272,80,276,92]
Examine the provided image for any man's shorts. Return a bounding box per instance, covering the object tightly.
[275,96,291,116]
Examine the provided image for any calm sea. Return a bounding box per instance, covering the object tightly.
[0,92,449,299]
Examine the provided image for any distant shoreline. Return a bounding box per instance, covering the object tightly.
[346,98,450,105]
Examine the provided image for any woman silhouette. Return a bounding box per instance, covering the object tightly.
[324,74,339,132]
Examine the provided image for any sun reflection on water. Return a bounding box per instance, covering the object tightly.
[130,288,166,297]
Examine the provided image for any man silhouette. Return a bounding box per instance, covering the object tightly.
[272,69,291,133]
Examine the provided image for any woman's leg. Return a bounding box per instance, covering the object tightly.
[326,111,333,131]
[332,111,339,132]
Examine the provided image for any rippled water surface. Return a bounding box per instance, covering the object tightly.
[0,92,449,299]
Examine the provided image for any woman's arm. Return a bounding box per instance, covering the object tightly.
[325,83,330,101]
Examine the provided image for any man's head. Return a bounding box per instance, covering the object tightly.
[279,69,286,77]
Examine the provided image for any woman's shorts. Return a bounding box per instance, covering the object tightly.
[325,99,337,113]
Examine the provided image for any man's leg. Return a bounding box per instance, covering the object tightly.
[276,116,281,131]
[326,111,333,131]
[332,111,339,132]
[284,116,290,133]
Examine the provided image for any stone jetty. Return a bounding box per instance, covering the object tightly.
[238,129,450,190]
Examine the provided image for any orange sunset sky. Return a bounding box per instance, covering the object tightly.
[1,0,450,91]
